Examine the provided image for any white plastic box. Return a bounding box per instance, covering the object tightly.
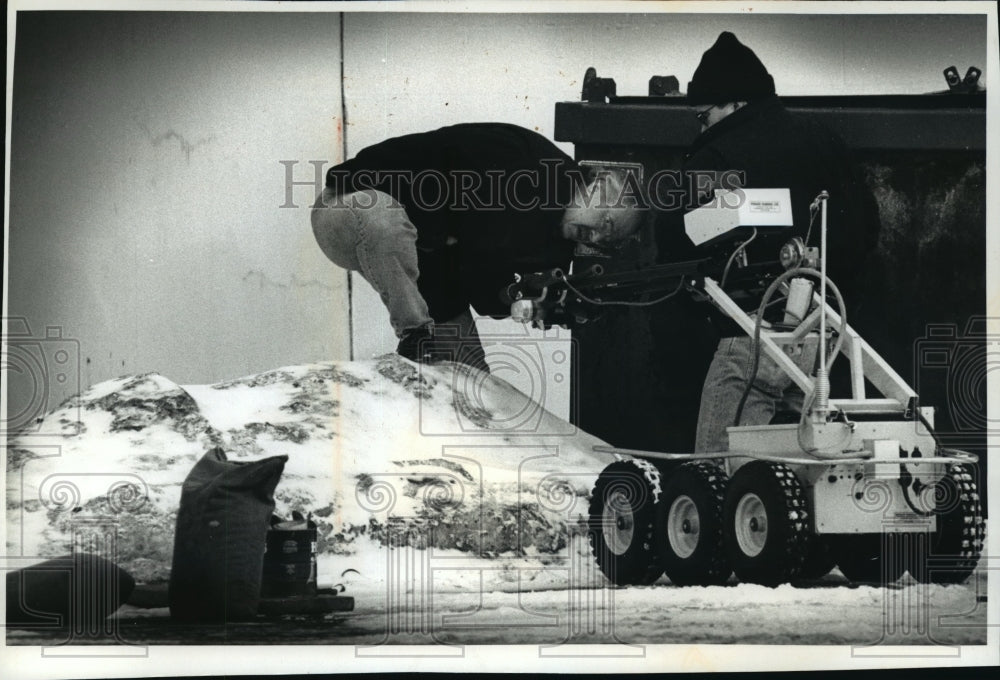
[684,188,793,246]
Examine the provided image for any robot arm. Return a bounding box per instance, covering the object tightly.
[505,188,799,329]
[503,259,711,329]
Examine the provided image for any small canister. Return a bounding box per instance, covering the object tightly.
[784,277,815,325]
[261,517,317,598]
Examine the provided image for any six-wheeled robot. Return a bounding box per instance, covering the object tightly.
[505,189,985,588]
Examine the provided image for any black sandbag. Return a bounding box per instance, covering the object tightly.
[6,553,135,628]
[168,447,287,622]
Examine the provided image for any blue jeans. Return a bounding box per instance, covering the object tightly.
[311,188,488,371]
[311,188,433,337]
[694,335,818,453]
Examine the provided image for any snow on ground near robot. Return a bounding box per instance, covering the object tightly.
[5,355,987,645]
[6,355,615,590]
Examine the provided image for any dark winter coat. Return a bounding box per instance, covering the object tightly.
[657,95,880,333]
[325,123,578,322]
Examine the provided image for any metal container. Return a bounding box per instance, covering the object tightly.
[261,521,317,598]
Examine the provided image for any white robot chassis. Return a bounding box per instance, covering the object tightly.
[507,193,985,587]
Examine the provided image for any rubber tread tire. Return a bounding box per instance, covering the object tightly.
[909,463,985,585]
[588,460,663,586]
[723,461,810,587]
[655,462,732,586]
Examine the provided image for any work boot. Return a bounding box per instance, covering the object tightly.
[396,325,453,364]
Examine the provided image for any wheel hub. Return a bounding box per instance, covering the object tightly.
[667,495,700,559]
[734,493,768,558]
[603,490,635,556]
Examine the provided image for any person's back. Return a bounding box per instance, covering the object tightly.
[324,123,578,320]
[326,123,576,252]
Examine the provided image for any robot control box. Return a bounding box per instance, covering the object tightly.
[684,188,793,246]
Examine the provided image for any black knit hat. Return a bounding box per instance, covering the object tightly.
[687,32,775,105]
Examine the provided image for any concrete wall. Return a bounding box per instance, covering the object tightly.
[7,12,348,429]
[5,8,988,430]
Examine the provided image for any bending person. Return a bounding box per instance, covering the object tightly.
[312,122,646,370]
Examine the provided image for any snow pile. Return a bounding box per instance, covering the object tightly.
[6,356,615,590]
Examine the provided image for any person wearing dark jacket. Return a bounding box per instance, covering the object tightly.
[312,123,645,370]
[658,32,880,452]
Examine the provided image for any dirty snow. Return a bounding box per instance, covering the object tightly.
[6,357,613,586]
[4,357,989,647]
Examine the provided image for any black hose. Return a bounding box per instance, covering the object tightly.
[899,465,934,516]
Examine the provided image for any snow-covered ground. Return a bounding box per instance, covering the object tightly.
[328,573,988,646]
[9,563,986,646]
[4,357,989,648]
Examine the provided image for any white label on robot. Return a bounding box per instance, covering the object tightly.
[749,200,781,213]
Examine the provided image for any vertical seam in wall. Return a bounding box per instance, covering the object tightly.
[340,11,354,361]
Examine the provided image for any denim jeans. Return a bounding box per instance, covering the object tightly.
[311,188,434,337]
[311,188,489,371]
[694,335,818,453]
